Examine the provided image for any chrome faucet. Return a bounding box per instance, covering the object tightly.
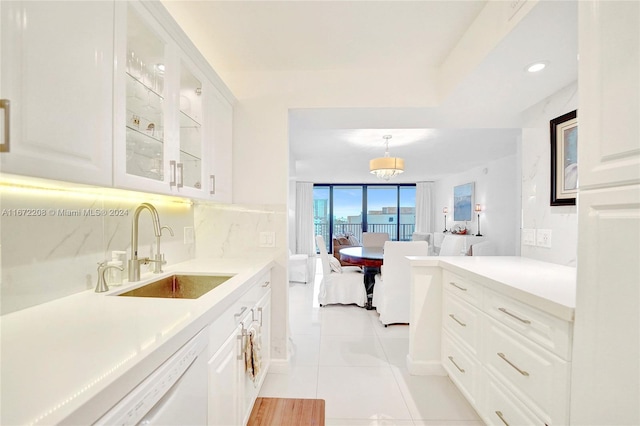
[128,202,169,282]
[95,261,124,293]
[152,225,174,274]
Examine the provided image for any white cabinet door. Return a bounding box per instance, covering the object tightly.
[0,1,114,185]
[572,3,640,424]
[206,84,233,203]
[208,323,244,426]
[114,1,174,194]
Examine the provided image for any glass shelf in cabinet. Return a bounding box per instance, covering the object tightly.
[126,71,164,100]
[126,124,164,145]
[179,109,201,128]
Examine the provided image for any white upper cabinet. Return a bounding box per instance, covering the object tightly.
[0,1,114,185]
[113,1,234,201]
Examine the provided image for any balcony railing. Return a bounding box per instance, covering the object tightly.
[314,223,415,252]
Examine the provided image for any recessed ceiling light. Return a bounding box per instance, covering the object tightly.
[526,62,548,73]
[156,63,165,72]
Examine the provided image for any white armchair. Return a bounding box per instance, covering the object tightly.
[362,232,390,247]
[315,235,366,307]
[288,250,309,283]
[372,240,429,326]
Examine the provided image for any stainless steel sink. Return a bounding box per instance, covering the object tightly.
[116,274,234,299]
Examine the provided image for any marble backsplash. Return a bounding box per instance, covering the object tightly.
[194,202,286,258]
[0,189,195,315]
[0,185,286,315]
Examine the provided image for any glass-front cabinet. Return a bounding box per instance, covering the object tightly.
[114,1,233,201]
[124,5,166,184]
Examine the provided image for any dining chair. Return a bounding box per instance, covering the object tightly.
[315,235,366,307]
[362,232,390,247]
[470,241,495,256]
[371,241,429,326]
[439,235,465,256]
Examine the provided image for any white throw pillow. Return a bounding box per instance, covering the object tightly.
[347,235,359,246]
[328,256,343,273]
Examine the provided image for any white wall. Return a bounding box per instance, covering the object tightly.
[520,82,579,266]
[433,155,520,255]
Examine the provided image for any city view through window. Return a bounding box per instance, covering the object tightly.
[314,185,416,252]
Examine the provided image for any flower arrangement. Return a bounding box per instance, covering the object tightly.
[450,224,468,235]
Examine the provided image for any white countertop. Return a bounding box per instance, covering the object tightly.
[0,254,276,426]
[407,256,576,321]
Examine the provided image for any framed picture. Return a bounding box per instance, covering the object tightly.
[453,182,474,221]
[550,110,578,206]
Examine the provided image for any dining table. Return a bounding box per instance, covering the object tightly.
[339,246,384,310]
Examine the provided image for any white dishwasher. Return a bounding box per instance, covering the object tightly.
[95,329,208,426]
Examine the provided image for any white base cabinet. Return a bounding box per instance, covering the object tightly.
[440,271,573,425]
[207,271,271,426]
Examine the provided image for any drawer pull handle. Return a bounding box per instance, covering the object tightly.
[498,307,531,324]
[448,356,465,373]
[262,281,270,288]
[449,314,466,327]
[497,352,530,376]
[449,282,467,292]
[495,411,509,426]
[234,306,248,319]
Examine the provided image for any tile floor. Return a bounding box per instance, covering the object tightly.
[258,259,484,426]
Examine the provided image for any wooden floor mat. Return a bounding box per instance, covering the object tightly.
[248,397,325,426]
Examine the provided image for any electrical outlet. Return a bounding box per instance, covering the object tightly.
[522,229,536,246]
[536,229,552,248]
[259,232,275,248]
[184,226,194,244]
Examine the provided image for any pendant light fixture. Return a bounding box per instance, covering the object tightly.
[369,135,404,180]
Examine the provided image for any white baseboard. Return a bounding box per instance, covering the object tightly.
[406,355,447,376]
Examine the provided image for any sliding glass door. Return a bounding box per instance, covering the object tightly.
[313,184,416,252]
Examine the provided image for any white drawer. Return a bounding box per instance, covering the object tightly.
[484,288,572,360]
[442,330,479,407]
[484,318,570,425]
[208,270,271,358]
[442,271,481,307]
[481,370,546,426]
[443,291,481,355]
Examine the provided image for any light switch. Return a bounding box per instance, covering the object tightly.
[522,229,536,246]
[536,229,552,248]
[259,232,275,248]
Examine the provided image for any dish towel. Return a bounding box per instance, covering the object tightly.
[244,328,261,383]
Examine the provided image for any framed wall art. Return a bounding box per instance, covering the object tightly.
[453,182,474,221]
[550,110,578,206]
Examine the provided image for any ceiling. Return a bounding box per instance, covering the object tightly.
[163,0,578,184]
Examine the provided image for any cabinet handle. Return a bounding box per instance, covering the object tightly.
[449,281,467,292]
[498,307,531,324]
[0,99,9,153]
[169,160,177,187]
[237,335,244,360]
[177,162,184,188]
[257,307,264,326]
[449,314,467,327]
[497,352,530,376]
[234,306,248,319]
[495,411,509,426]
[448,356,465,373]
[209,174,216,195]
[262,281,270,288]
